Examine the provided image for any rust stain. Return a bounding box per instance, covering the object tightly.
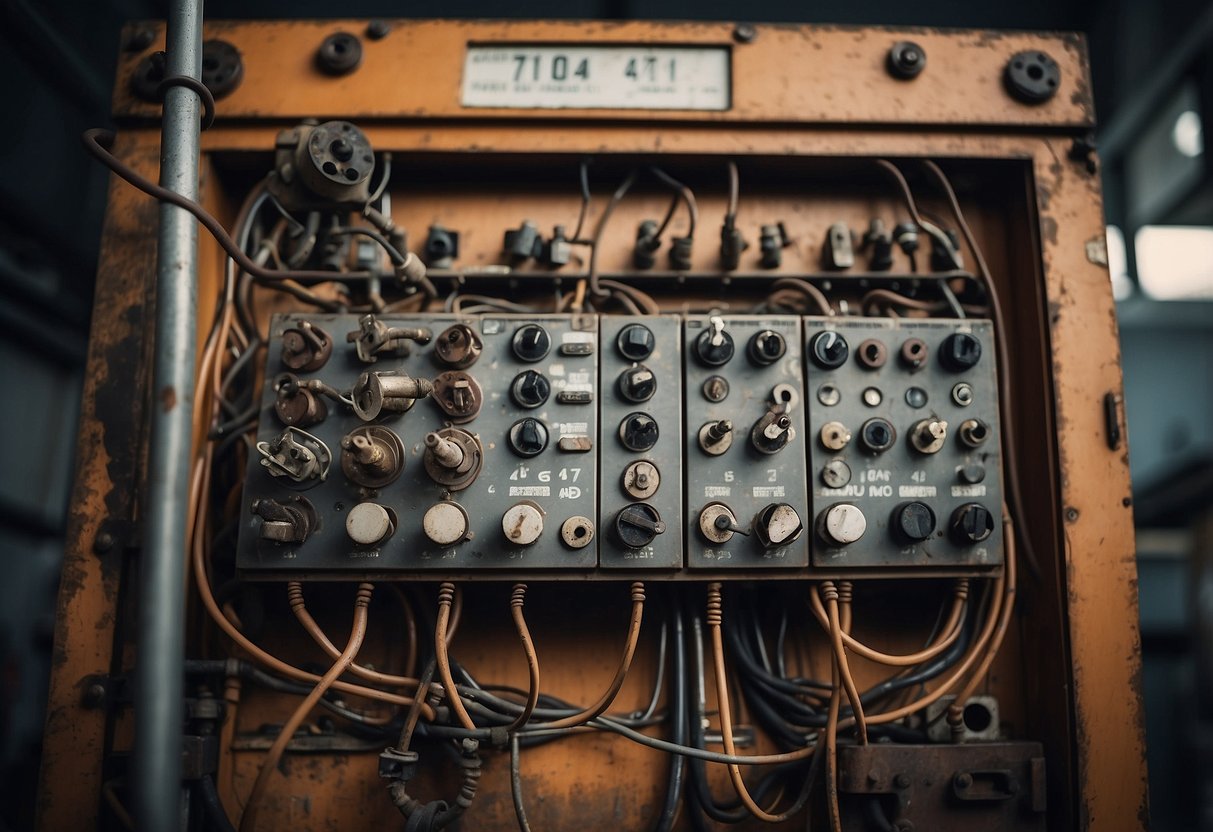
[160,384,178,412]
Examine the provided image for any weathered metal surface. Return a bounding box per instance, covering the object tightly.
[112,20,1094,129]
[41,19,1145,832]
[36,135,159,830]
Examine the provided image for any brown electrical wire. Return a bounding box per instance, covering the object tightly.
[769,278,833,316]
[808,579,969,667]
[947,510,1018,736]
[239,584,373,832]
[879,157,1040,582]
[706,583,813,823]
[435,582,477,732]
[823,606,845,832]
[81,129,417,301]
[505,584,541,733]
[822,583,868,746]
[538,582,647,730]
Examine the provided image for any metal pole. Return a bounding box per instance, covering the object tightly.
[134,0,204,828]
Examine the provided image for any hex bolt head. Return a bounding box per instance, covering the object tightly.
[940,332,982,371]
[809,330,849,369]
[508,418,549,457]
[511,370,552,409]
[617,324,656,361]
[512,324,552,362]
[950,503,995,544]
[619,412,659,452]
[618,365,658,403]
[893,501,937,542]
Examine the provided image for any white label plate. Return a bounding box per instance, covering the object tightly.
[462,45,730,111]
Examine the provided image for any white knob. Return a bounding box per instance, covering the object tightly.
[820,503,867,545]
[346,502,394,546]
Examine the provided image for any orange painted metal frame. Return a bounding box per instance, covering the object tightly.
[38,19,1145,831]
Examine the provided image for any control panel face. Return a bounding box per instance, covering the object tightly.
[804,317,1004,569]
[236,313,1003,576]
[237,313,599,572]
[599,316,684,569]
[683,315,810,570]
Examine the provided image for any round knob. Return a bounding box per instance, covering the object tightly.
[502,502,544,545]
[940,332,982,372]
[809,331,849,369]
[859,418,897,454]
[748,330,787,366]
[614,503,666,549]
[618,365,657,403]
[754,503,803,548]
[422,501,470,546]
[617,324,655,361]
[893,502,936,543]
[950,503,995,544]
[699,503,746,544]
[817,503,867,546]
[695,323,734,366]
[958,463,986,485]
[698,419,734,455]
[346,503,394,546]
[821,459,852,489]
[622,460,661,499]
[511,370,551,408]
[512,324,551,362]
[508,418,549,457]
[619,412,659,452]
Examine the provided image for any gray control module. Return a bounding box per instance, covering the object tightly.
[803,317,1004,571]
[598,315,683,569]
[683,315,810,570]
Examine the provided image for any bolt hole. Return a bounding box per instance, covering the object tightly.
[363,154,373,163]
[963,703,993,733]
[574,525,587,538]
[333,41,347,54]
[345,167,360,181]
[1027,64,1044,80]
[323,161,337,175]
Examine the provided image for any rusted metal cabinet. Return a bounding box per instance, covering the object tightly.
[38,20,1147,831]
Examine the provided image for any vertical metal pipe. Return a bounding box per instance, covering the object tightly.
[134,0,204,828]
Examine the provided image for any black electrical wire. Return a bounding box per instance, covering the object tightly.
[198,774,237,832]
[509,734,533,832]
[654,598,687,832]
[649,166,698,237]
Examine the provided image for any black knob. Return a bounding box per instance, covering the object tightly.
[695,324,734,366]
[950,503,995,544]
[859,417,897,454]
[512,324,551,362]
[748,330,787,365]
[511,370,551,409]
[809,331,849,369]
[330,138,354,161]
[940,333,982,372]
[614,503,666,549]
[619,412,659,452]
[617,324,656,361]
[893,502,936,543]
[618,365,657,403]
[508,418,548,457]
[958,463,986,485]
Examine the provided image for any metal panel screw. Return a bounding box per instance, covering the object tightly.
[733,23,757,43]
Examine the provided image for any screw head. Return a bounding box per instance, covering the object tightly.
[733,23,757,43]
[366,20,391,40]
[888,41,926,79]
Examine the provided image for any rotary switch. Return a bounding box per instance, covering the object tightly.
[817,503,867,546]
[422,501,471,547]
[698,503,748,544]
[695,316,734,366]
[618,365,657,403]
[893,501,937,543]
[508,418,549,458]
[617,323,656,361]
[511,370,551,408]
[613,503,666,549]
[502,502,545,545]
[753,503,803,548]
[346,502,395,546]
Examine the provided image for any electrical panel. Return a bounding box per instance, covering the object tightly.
[804,317,1004,570]
[237,312,1002,576]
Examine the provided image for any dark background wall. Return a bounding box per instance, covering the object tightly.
[1,1,1209,829]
